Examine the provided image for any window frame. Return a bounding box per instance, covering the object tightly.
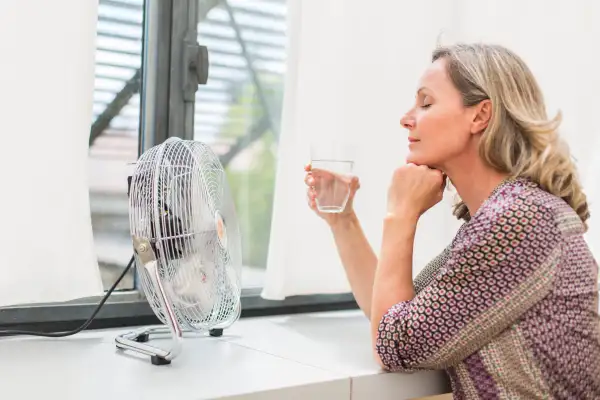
[0,0,358,334]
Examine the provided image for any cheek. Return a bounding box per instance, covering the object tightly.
[421,110,467,141]
[408,111,470,163]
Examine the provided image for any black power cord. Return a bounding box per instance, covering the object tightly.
[0,255,135,337]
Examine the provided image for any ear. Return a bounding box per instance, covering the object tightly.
[470,99,492,135]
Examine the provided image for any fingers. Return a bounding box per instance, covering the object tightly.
[304,162,315,187]
[440,173,448,190]
[306,187,317,210]
[304,162,360,195]
[304,173,315,187]
[350,175,360,191]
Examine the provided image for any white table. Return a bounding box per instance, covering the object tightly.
[0,310,450,400]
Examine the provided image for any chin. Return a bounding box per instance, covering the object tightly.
[406,152,441,168]
[405,151,428,166]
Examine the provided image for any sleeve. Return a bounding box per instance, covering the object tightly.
[375,200,563,372]
[412,246,451,294]
[413,223,469,294]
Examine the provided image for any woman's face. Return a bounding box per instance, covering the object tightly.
[400,58,483,169]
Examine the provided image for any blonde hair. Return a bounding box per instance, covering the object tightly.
[432,43,590,231]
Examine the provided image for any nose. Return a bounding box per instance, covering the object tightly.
[400,113,415,130]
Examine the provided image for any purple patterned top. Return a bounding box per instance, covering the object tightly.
[376,178,600,399]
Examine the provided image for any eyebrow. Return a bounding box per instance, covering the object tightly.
[415,87,432,100]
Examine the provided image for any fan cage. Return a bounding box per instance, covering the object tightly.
[129,138,242,331]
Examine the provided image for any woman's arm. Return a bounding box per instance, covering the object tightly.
[332,211,454,321]
[370,217,464,342]
[330,212,378,319]
[370,213,418,353]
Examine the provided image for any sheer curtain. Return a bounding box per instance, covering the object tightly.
[262,0,599,300]
[0,0,104,307]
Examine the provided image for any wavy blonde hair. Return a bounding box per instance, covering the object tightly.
[432,43,590,231]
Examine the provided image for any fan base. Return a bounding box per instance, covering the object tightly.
[209,328,223,337]
[134,333,150,343]
[151,355,171,365]
[116,326,229,366]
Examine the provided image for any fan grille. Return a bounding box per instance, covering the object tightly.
[129,138,242,330]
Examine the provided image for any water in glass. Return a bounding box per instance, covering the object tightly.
[311,159,354,213]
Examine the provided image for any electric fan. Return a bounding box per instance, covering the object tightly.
[115,137,242,365]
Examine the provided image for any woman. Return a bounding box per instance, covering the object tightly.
[304,43,599,399]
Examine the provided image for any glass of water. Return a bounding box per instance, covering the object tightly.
[310,141,355,213]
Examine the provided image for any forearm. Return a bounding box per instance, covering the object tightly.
[330,213,378,319]
[370,214,418,349]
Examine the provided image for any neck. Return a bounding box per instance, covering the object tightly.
[442,157,509,217]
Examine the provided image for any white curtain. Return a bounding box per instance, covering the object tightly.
[262,0,599,300]
[0,0,104,307]
[261,0,460,300]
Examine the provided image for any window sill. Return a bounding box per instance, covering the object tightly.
[0,291,359,331]
[0,310,450,399]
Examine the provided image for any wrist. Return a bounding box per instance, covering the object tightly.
[384,209,420,225]
[382,211,418,243]
[329,211,358,230]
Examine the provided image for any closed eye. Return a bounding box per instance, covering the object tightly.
[420,95,432,109]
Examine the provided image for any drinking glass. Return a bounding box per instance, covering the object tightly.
[309,141,355,213]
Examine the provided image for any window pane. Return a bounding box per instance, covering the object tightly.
[89,0,144,291]
[195,0,288,288]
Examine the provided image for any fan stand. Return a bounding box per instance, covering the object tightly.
[114,237,213,365]
[133,327,224,344]
[115,247,184,365]
[115,326,224,366]
[114,236,238,365]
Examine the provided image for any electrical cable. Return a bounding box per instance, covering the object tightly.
[0,255,135,337]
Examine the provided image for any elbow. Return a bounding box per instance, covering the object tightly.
[371,324,390,370]
[373,343,421,373]
[373,301,442,372]
[373,349,390,371]
[373,329,419,373]
[375,319,439,372]
[373,303,417,372]
[374,340,433,373]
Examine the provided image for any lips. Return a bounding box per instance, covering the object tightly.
[408,137,420,143]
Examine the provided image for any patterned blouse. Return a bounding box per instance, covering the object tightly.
[375,177,600,399]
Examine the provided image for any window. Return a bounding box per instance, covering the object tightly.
[90,0,144,291]
[195,0,287,288]
[90,0,288,291]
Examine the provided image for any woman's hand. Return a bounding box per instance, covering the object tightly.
[386,163,446,221]
[304,163,360,227]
